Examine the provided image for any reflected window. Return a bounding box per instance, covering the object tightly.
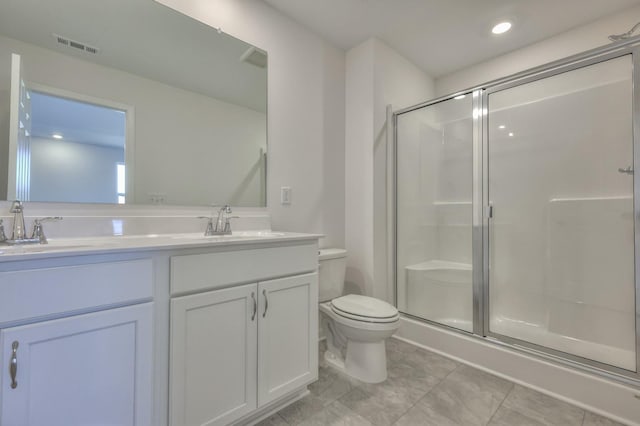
[117,163,126,204]
[27,90,127,203]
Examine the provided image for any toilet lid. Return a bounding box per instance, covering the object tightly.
[331,294,398,319]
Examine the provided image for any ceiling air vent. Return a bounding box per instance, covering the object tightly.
[52,33,99,55]
[240,47,267,69]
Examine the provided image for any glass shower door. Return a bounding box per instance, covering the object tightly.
[486,54,636,371]
[396,94,474,332]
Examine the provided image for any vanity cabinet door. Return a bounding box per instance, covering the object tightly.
[0,303,153,426]
[257,273,318,406]
[170,283,258,426]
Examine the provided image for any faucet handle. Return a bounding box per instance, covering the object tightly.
[31,217,63,244]
[34,216,63,224]
[223,216,240,233]
[197,216,215,236]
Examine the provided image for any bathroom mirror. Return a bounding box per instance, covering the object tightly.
[0,0,267,206]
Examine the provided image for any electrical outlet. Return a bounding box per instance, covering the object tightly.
[148,192,166,204]
[280,186,292,205]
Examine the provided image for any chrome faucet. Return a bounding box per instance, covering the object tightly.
[198,205,238,236]
[1,200,63,245]
[215,205,232,234]
[9,200,26,241]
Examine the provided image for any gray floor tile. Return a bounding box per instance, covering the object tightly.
[277,394,326,425]
[310,366,360,405]
[583,412,626,426]
[274,340,611,426]
[309,364,340,395]
[358,362,440,405]
[338,386,414,426]
[297,401,372,426]
[488,406,547,426]
[255,413,289,426]
[399,346,459,379]
[396,364,512,426]
[500,385,584,426]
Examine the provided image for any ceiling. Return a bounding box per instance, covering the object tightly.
[263,0,640,77]
[30,91,125,148]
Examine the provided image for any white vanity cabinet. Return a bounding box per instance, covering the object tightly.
[0,232,320,426]
[257,273,318,406]
[169,242,318,426]
[170,283,258,426]
[0,258,154,426]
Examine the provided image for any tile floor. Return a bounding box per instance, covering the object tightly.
[257,338,625,426]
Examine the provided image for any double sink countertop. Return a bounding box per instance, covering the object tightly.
[0,231,322,262]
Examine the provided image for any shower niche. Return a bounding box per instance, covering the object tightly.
[395,46,639,382]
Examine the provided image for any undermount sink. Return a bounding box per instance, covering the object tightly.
[169,231,287,240]
[230,231,286,237]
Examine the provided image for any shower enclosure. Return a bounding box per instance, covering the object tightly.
[394,40,639,383]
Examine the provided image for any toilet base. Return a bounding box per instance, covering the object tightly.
[324,339,388,384]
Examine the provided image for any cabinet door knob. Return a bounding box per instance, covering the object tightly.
[251,292,257,321]
[10,341,18,389]
[262,289,268,318]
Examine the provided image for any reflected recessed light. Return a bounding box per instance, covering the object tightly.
[508,132,514,137]
[499,125,506,129]
[492,22,512,35]
[454,95,466,100]
[52,134,63,139]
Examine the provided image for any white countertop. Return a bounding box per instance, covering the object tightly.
[0,231,322,262]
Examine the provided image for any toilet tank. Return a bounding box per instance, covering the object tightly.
[318,248,347,302]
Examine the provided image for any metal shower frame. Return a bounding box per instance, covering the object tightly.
[392,36,640,387]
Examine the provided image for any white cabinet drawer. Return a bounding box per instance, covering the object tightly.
[170,243,317,295]
[0,259,153,324]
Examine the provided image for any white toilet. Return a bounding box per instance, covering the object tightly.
[318,248,400,383]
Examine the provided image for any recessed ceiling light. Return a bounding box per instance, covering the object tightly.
[508,132,514,137]
[52,134,63,139]
[492,22,512,35]
[498,125,506,129]
[454,95,466,100]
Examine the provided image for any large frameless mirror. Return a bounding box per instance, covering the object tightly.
[0,0,267,206]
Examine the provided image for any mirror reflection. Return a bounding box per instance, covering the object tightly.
[0,0,267,206]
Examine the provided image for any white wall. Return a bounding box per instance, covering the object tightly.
[30,137,124,203]
[345,38,434,299]
[0,34,267,207]
[155,0,346,248]
[436,3,640,96]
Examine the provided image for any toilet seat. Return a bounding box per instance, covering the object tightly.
[331,295,399,323]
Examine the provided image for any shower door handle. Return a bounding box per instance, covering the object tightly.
[618,166,634,175]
